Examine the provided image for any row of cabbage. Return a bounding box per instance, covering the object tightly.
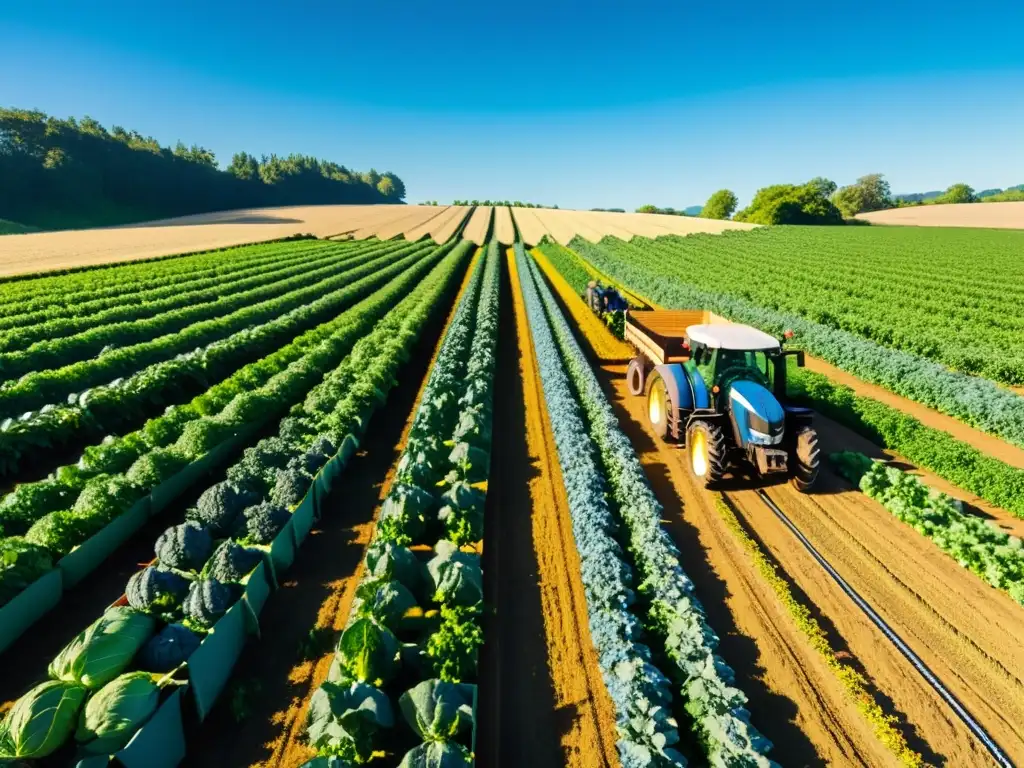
[0,240,475,764]
[0,242,446,644]
[0,240,429,481]
[301,240,500,767]
[567,237,1024,450]
[831,452,1024,606]
[0,238,433,421]
[0,237,321,311]
[516,244,776,767]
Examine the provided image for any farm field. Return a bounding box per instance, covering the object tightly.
[857,200,1024,228]
[1,220,1022,768]
[0,204,755,278]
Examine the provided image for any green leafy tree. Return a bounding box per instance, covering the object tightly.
[832,173,892,217]
[376,176,395,198]
[936,183,976,204]
[700,189,738,220]
[636,204,659,213]
[734,181,843,225]
[808,177,837,198]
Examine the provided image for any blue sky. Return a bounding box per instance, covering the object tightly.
[2,0,1023,209]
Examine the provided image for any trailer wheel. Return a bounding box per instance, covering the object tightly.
[626,358,646,396]
[791,427,820,492]
[647,372,674,441]
[686,420,727,488]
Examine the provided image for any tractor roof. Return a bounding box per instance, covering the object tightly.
[686,324,780,351]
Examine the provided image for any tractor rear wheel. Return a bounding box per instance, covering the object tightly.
[626,357,646,396]
[647,372,674,441]
[686,420,727,488]
[791,427,820,492]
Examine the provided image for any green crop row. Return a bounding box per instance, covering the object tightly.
[0,239,385,351]
[0,237,334,311]
[0,240,433,418]
[0,243,431,482]
[302,240,499,766]
[0,239,473,763]
[522,247,774,767]
[0,243,447,609]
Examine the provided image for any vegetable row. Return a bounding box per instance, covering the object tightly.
[0,239,474,765]
[0,242,447,636]
[596,227,1024,385]
[301,239,500,767]
[831,452,1024,607]
[788,366,1024,519]
[0,240,431,417]
[567,236,1024,449]
[517,245,774,767]
[0,238,332,314]
[0,240,429,481]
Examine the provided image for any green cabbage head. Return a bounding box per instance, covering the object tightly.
[74,671,164,755]
[49,606,156,689]
[0,680,87,757]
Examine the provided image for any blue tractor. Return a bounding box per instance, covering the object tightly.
[623,311,820,491]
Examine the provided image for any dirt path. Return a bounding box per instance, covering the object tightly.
[483,247,621,768]
[535,261,933,766]
[187,249,482,768]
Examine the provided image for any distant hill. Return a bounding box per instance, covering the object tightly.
[0,218,37,235]
[894,190,943,203]
[684,205,702,216]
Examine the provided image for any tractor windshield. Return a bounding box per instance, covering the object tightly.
[717,350,770,383]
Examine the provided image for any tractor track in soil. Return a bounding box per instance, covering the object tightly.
[185,249,483,768]
[531,255,968,766]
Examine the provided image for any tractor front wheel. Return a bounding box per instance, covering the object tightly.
[647,372,675,441]
[626,357,646,396]
[686,420,727,488]
[791,427,820,492]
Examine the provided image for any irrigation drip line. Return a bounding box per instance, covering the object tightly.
[753,488,1015,768]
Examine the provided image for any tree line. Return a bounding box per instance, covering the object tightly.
[0,108,406,230]
[636,176,1024,226]
[427,200,558,208]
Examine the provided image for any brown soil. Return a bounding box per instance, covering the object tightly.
[804,356,1024,472]
[541,270,938,766]
[747,463,1024,762]
[186,248,483,767]
[484,248,621,768]
[856,201,1024,228]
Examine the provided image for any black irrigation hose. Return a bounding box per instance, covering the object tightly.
[753,488,1015,768]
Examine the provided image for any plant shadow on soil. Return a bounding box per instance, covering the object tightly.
[184,295,449,768]
[477,257,568,768]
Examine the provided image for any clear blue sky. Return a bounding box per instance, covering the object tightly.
[3,0,1023,209]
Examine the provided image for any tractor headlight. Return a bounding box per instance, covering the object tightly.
[748,427,783,445]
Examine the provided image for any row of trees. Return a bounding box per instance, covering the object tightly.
[439,200,557,208]
[0,108,406,230]
[637,174,1024,227]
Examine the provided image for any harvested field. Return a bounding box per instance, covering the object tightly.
[510,207,552,246]
[463,206,494,244]
[429,205,473,243]
[857,201,1024,228]
[514,207,757,246]
[492,206,516,244]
